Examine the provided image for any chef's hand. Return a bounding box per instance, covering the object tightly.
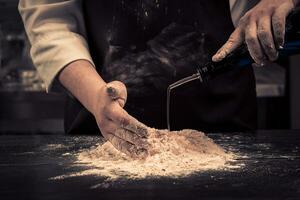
[212,0,299,65]
[93,81,149,158]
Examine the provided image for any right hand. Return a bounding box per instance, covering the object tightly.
[212,0,299,65]
[93,80,149,158]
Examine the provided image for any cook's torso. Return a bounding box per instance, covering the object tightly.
[83,0,235,68]
[74,0,257,131]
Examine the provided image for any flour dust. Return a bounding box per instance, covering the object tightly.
[51,128,241,186]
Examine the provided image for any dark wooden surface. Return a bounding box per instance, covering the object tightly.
[0,130,299,200]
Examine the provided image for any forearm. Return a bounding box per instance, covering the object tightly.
[58,60,106,114]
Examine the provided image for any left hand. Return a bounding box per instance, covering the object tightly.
[93,81,149,158]
[212,0,299,65]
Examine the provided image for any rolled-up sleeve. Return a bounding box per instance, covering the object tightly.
[18,0,95,92]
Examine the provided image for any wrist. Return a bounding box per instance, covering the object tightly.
[59,59,107,115]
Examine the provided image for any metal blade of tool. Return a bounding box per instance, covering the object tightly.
[167,7,300,131]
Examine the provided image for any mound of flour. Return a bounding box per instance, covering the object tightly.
[74,128,235,180]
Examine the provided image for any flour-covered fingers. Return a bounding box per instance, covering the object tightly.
[104,102,130,127]
[101,118,145,146]
[257,15,278,61]
[122,120,149,138]
[104,102,149,139]
[114,128,149,148]
[245,22,266,65]
[105,132,148,158]
[271,3,293,49]
[272,10,286,48]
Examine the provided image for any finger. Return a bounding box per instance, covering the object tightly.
[100,117,147,147]
[122,119,148,138]
[272,4,292,48]
[114,128,149,148]
[212,27,243,62]
[104,103,131,127]
[106,81,127,107]
[102,118,148,148]
[104,103,148,138]
[257,15,278,61]
[105,132,148,159]
[245,21,266,65]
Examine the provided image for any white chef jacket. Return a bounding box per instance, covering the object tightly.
[18,0,259,92]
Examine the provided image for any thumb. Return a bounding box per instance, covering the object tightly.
[106,81,127,108]
[212,27,243,62]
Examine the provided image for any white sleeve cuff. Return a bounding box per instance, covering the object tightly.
[30,31,95,93]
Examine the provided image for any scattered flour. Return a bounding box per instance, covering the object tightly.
[52,128,238,183]
[44,144,67,151]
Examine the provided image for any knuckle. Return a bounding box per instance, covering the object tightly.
[243,11,251,19]
[256,9,266,16]
[245,23,255,33]
[238,18,246,26]
[268,5,277,11]
[227,36,237,44]
[221,48,230,57]
[257,29,269,40]
[238,14,251,26]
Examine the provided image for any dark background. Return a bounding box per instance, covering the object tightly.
[0,0,300,134]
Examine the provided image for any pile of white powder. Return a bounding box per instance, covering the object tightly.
[58,128,237,182]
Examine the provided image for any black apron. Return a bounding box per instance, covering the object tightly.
[65,0,257,134]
